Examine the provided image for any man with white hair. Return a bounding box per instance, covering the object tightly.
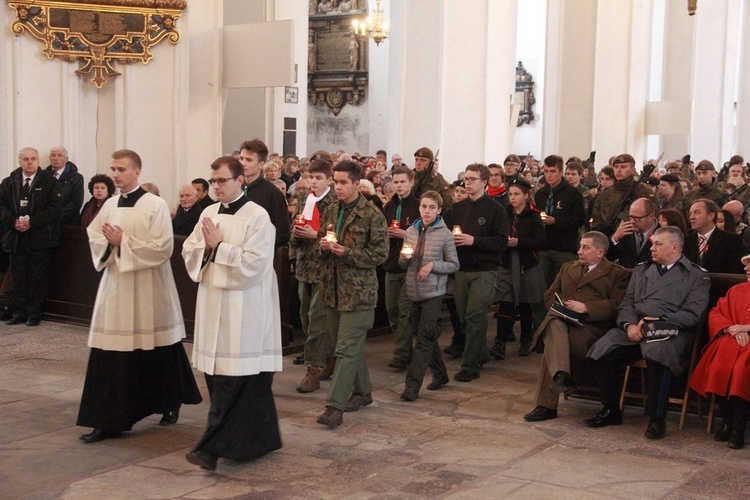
[172,184,203,236]
[44,146,83,225]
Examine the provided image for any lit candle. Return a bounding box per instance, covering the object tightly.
[390,219,400,229]
[401,243,414,258]
[295,214,306,227]
[452,225,462,235]
[540,211,547,220]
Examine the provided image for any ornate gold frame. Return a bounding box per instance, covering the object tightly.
[7,0,186,88]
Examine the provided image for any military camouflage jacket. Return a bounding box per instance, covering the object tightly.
[290,188,337,284]
[315,195,388,311]
[590,177,653,233]
[682,183,725,215]
[413,170,452,208]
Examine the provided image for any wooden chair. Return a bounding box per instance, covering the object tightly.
[618,328,704,430]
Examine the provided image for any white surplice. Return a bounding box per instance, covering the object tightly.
[182,201,282,376]
[87,193,186,351]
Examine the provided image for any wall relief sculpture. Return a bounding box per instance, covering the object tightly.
[308,2,368,116]
[7,0,186,88]
[516,60,536,127]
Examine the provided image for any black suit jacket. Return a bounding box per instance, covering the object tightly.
[172,205,203,236]
[0,167,61,252]
[606,232,653,269]
[44,162,83,225]
[684,228,744,274]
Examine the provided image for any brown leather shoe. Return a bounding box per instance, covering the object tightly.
[344,392,373,412]
[316,406,343,428]
[296,365,321,393]
[319,357,336,381]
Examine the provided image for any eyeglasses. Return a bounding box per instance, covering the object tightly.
[209,176,239,186]
[629,213,652,222]
[463,176,482,184]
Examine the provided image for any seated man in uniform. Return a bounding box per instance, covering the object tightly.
[585,227,710,440]
[524,231,629,422]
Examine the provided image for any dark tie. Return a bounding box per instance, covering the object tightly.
[546,189,554,214]
[635,232,643,251]
[22,178,31,197]
[657,264,666,276]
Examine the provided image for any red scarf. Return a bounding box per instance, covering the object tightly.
[487,184,506,198]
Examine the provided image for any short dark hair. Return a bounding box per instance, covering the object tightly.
[239,139,269,162]
[333,160,362,182]
[211,156,244,178]
[112,149,142,170]
[487,163,505,179]
[692,198,719,223]
[192,178,209,191]
[376,149,387,157]
[88,174,115,197]
[308,159,332,178]
[465,163,490,182]
[420,190,443,208]
[391,166,414,181]
[599,166,615,181]
[565,161,584,175]
[544,155,564,170]
[581,231,609,252]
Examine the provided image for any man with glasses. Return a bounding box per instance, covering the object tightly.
[238,139,290,249]
[607,198,658,268]
[182,155,282,470]
[503,154,523,187]
[590,153,652,235]
[444,163,508,382]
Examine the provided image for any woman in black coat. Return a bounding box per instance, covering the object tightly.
[491,179,546,359]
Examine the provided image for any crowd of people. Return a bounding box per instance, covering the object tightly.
[1,142,749,471]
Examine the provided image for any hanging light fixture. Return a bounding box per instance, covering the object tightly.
[351,0,389,45]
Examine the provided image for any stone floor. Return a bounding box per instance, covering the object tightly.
[0,320,747,499]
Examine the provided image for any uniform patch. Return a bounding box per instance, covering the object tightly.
[478,217,486,225]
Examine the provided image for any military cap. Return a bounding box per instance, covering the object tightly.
[414,147,434,161]
[504,154,521,165]
[659,173,680,184]
[695,160,715,171]
[613,153,636,165]
[729,155,744,166]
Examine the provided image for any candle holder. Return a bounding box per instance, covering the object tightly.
[325,225,338,243]
[540,211,547,221]
[294,214,306,227]
[401,243,414,258]
[390,220,400,229]
[452,225,462,235]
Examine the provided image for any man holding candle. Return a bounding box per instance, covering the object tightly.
[291,159,338,394]
[382,166,421,370]
[444,163,509,382]
[315,161,389,428]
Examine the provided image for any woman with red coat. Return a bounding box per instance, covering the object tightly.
[689,254,750,450]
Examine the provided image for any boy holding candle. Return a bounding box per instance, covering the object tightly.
[291,159,338,393]
[382,166,421,370]
[398,191,460,401]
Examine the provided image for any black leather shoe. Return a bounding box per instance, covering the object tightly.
[549,371,574,395]
[159,410,179,426]
[454,370,480,382]
[26,317,41,327]
[524,406,558,422]
[715,422,732,442]
[292,355,305,365]
[584,407,622,428]
[426,375,449,391]
[186,450,218,470]
[6,314,28,325]
[0,305,13,321]
[79,429,123,443]
[644,417,666,440]
[728,430,745,449]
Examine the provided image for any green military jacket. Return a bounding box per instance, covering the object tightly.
[413,170,452,208]
[316,194,388,311]
[590,177,653,232]
[682,183,725,216]
[290,188,337,284]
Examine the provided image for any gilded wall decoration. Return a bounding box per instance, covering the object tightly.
[7,0,186,88]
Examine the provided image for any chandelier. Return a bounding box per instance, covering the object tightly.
[350,0,389,45]
[688,0,696,15]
